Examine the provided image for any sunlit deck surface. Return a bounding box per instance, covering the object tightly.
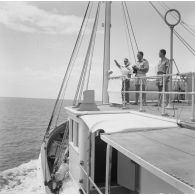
[66,102,194,123]
[94,102,194,122]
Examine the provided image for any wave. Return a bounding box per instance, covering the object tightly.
[0,159,44,194]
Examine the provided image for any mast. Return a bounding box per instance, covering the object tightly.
[168,25,174,106]
[164,9,181,109]
[102,1,111,104]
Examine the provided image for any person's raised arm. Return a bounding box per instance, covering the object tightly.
[114,60,121,69]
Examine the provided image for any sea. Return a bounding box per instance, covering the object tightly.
[0,97,72,193]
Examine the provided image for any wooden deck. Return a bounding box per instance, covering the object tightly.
[101,127,195,193]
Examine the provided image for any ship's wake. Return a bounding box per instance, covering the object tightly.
[0,159,44,194]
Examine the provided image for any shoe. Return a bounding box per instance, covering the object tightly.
[132,102,138,105]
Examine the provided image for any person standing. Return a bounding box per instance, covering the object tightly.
[156,49,170,106]
[114,58,133,104]
[132,51,149,105]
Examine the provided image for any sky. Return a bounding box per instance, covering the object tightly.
[0,1,195,100]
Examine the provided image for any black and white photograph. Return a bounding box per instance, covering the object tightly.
[0,0,195,194]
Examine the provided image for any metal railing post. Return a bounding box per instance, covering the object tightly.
[122,77,126,109]
[105,144,112,194]
[80,165,103,194]
[87,132,92,194]
[139,78,144,112]
[109,72,194,117]
[191,72,195,122]
[162,75,166,116]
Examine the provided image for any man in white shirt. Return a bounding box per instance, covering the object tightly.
[114,58,133,104]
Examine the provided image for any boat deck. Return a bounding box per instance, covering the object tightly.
[101,127,195,193]
[95,102,194,122]
[66,102,194,123]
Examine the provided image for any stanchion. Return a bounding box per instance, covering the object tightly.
[164,9,181,110]
[191,72,195,122]
[161,75,167,116]
[139,78,145,112]
[87,132,92,193]
[122,77,127,109]
[105,144,112,194]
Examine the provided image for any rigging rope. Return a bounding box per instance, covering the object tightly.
[78,2,101,103]
[84,3,98,91]
[148,1,195,119]
[174,30,195,55]
[73,2,101,105]
[184,23,195,36]
[121,2,136,62]
[159,2,195,38]
[44,2,91,137]
[85,37,94,90]
[121,2,132,62]
[173,59,180,74]
[54,3,94,128]
[78,2,100,102]
[149,1,195,57]
[123,2,139,51]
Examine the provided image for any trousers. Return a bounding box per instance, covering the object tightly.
[121,79,130,103]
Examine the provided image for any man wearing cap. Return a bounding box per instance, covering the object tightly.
[114,58,133,104]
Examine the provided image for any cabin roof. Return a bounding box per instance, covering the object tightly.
[79,112,177,133]
[101,128,195,193]
[65,105,177,133]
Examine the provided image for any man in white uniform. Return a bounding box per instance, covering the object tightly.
[114,58,133,104]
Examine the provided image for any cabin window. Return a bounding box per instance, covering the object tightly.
[70,120,79,148]
[69,119,74,143]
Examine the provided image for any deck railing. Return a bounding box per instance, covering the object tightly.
[79,163,103,194]
[109,72,195,122]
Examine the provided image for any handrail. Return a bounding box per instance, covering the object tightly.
[108,71,195,121]
[78,183,87,194]
[80,165,103,194]
[109,71,193,80]
[122,91,195,95]
[191,72,195,122]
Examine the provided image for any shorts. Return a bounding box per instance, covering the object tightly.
[156,73,169,86]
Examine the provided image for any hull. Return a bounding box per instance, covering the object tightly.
[40,142,52,193]
[38,147,52,193]
[39,121,77,193]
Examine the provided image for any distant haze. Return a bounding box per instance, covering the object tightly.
[0,1,195,100]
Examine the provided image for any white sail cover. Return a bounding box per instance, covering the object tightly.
[80,112,178,133]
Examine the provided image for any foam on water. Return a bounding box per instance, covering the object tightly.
[60,178,79,194]
[0,156,78,194]
[0,159,44,194]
